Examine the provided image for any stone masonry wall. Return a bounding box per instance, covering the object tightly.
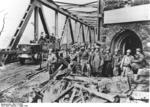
[101,22,150,50]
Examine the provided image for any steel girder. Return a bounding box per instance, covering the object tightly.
[3,0,98,64]
[97,0,104,41]
[38,0,94,28]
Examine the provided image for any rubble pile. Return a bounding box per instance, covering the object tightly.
[40,68,149,103]
[41,75,131,103]
[0,62,149,103]
[127,68,150,103]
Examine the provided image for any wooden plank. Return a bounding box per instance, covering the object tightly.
[74,84,116,102]
[52,86,74,102]
[69,88,77,103]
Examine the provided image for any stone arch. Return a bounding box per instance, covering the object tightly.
[110,29,142,55]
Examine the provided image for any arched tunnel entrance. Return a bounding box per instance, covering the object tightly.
[110,30,143,55]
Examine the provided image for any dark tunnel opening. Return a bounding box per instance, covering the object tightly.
[111,30,143,55]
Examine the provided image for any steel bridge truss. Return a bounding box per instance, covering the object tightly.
[2,0,103,64]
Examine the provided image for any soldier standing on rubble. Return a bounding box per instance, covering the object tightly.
[77,45,84,63]
[92,46,102,76]
[120,49,134,77]
[68,48,78,73]
[102,48,113,77]
[112,49,122,76]
[131,48,145,74]
[120,49,134,90]
[47,48,57,80]
[89,46,95,76]
[38,32,46,69]
[80,46,90,76]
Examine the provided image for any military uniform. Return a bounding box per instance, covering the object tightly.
[102,52,112,77]
[93,52,101,74]
[112,54,122,76]
[68,51,80,74]
[120,49,134,90]
[47,53,57,79]
[80,50,90,76]
[131,52,145,73]
[120,55,134,77]
[89,50,95,76]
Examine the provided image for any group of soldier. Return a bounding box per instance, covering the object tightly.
[46,43,146,81]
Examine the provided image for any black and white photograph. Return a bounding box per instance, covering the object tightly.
[0,0,150,104]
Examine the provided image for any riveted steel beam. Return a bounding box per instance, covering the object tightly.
[55,11,58,37]
[39,6,50,37]
[68,18,75,44]
[34,6,39,41]
[97,0,104,41]
[37,0,94,28]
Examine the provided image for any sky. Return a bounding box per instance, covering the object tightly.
[0,0,96,49]
[0,0,30,48]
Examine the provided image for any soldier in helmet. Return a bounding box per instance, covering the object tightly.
[89,46,95,76]
[92,46,102,76]
[120,49,135,90]
[102,48,112,77]
[68,48,79,73]
[131,48,146,73]
[112,49,122,76]
[80,46,90,76]
[120,49,134,77]
[47,48,57,80]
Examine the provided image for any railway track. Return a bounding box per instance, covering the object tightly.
[0,65,29,82]
[0,64,47,95]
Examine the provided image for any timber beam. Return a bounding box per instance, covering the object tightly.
[37,0,94,28]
